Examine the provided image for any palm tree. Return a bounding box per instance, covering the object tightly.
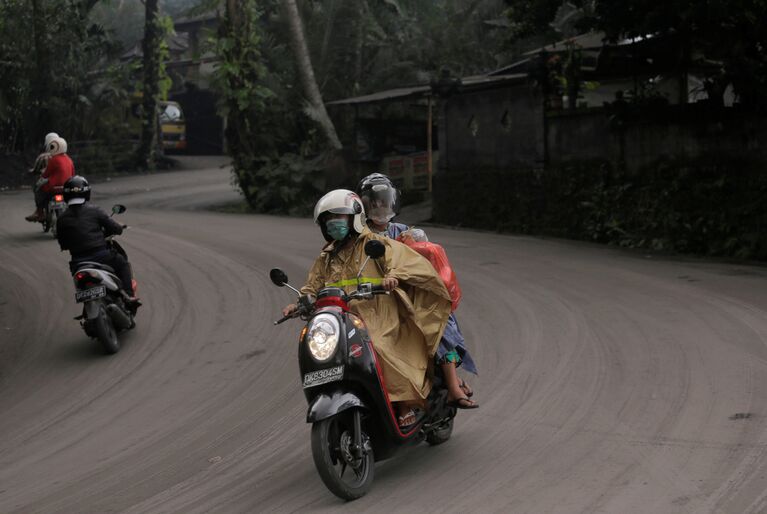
[282,0,342,150]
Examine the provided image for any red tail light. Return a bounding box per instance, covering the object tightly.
[75,272,87,281]
[54,194,64,202]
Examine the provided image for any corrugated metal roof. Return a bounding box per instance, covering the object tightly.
[521,31,658,56]
[326,86,431,106]
[488,58,531,76]
[326,74,528,106]
[523,32,607,56]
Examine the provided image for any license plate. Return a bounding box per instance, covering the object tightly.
[303,365,344,389]
[75,286,106,303]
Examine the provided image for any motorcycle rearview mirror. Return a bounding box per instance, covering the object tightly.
[269,268,302,295]
[357,240,386,284]
[364,240,386,259]
[270,268,289,287]
[112,204,127,215]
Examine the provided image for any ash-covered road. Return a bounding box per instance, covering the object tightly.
[3,158,767,513]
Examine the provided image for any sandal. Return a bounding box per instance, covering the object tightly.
[459,378,474,398]
[398,409,416,428]
[447,396,479,409]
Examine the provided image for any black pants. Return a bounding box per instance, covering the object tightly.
[34,189,51,209]
[70,249,134,296]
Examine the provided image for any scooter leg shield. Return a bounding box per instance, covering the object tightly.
[307,390,368,423]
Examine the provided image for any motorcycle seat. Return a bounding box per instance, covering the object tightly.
[75,261,116,274]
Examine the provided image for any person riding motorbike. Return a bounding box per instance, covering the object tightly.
[55,175,140,307]
[282,189,454,427]
[26,135,74,222]
[357,173,478,409]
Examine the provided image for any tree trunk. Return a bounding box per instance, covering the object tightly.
[31,0,50,145]
[137,0,161,170]
[352,0,366,93]
[282,0,343,150]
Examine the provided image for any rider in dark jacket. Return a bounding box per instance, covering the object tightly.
[56,176,138,304]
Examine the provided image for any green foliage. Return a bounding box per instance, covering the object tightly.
[435,158,767,260]
[157,15,176,101]
[0,0,130,159]
[241,153,326,215]
[505,0,767,110]
[214,0,327,215]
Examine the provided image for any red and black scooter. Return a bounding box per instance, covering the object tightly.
[270,240,457,500]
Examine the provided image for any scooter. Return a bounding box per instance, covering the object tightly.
[72,204,137,354]
[270,240,456,501]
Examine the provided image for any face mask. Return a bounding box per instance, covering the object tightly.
[326,219,350,241]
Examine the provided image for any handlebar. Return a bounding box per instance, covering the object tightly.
[274,283,389,326]
[274,313,294,325]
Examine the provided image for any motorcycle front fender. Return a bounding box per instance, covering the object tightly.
[306,390,368,423]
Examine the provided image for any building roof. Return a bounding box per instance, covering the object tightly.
[326,85,432,106]
[522,31,660,56]
[488,58,532,76]
[523,32,608,55]
[174,10,219,30]
[326,74,528,106]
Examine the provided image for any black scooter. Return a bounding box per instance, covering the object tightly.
[270,240,456,500]
[71,205,137,353]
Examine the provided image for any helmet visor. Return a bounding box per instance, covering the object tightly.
[363,184,397,223]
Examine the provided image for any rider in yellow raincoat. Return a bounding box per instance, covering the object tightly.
[284,189,452,427]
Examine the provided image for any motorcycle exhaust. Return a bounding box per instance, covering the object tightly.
[106,304,132,330]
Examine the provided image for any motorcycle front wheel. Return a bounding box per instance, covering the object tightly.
[41,209,51,233]
[311,412,374,500]
[93,305,120,354]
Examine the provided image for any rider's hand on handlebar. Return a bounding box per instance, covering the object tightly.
[382,277,399,291]
[282,303,298,317]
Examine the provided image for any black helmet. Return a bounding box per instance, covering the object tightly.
[63,175,91,205]
[356,173,400,225]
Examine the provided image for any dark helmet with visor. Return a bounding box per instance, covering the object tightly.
[356,173,400,225]
[63,175,91,205]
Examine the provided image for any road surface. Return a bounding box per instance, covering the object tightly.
[3,158,767,513]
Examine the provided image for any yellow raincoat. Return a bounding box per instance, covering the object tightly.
[300,227,453,402]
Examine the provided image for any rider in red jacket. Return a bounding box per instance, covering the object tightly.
[26,136,75,222]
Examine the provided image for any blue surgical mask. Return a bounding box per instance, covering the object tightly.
[326,219,350,241]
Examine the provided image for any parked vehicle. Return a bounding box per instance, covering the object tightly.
[127,96,187,152]
[270,240,457,500]
[158,101,187,152]
[72,204,137,354]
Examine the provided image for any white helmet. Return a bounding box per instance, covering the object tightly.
[44,132,59,147]
[313,189,366,241]
[46,136,67,155]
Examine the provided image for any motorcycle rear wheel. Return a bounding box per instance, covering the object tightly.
[311,413,374,500]
[50,210,58,238]
[93,305,120,354]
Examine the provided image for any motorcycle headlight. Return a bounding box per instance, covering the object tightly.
[306,313,340,362]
